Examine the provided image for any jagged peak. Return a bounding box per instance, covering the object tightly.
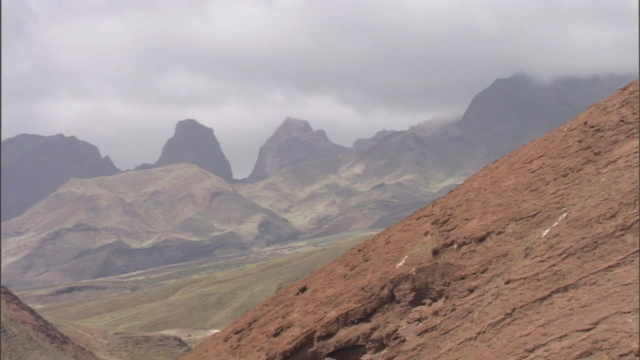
[275,117,314,138]
[174,119,213,135]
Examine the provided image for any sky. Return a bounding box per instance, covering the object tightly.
[2,0,638,178]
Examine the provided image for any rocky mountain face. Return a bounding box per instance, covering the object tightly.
[183,81,639,360]
[1,285,99,360]
[1,134,120,222]
[136,119,233,182]
[1,163,298,289]
[425,73,636,174]
[247,117,352,182]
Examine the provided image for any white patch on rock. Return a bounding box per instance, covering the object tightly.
[542,212,568,237]
[396,255,408,268]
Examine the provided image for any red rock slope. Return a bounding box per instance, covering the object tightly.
[1,286,99,360]
[183,80,639,360]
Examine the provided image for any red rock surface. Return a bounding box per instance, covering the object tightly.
[183,81,639,360]
[1,285,99,360]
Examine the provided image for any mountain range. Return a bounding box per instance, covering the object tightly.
[0,75,637,360]
[1,73,634,290]
[1,163,298,289]
[183,79,639,360]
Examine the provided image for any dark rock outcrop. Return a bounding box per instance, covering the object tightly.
[247,117,351,182]
[1,134,120,222]
[136,119,233,182]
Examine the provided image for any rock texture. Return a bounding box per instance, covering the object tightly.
[1,163,298,289]
[247,117,351,182]
[1,134,120,222]
[136,119,233,182]
[1,285,99,360]
[183,81,639,360]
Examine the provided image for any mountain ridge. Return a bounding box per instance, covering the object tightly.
[1,133,120,222]
[1,163,299,289]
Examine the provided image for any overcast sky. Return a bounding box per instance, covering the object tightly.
[2,0,638,177]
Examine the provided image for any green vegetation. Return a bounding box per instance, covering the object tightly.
[33,230,377,333]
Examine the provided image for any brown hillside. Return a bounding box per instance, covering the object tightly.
[1,285,99,360]
[183,80,639,360]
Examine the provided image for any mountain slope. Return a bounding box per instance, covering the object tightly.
[1,285,99,360]
[425,73,635,174]
[183,81,639,360]
[1,163,298,289]
[238,129,464,235]
[1,134,120,222]
[136,119,233,182]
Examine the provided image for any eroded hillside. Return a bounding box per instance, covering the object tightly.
[1,286,99,360]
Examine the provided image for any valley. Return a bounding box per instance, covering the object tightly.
[12,229,378,353]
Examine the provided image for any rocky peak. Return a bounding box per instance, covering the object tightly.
[138,119,233,182]
[247,117,351,182]
[457,73,635,158]
[274,117,314,138]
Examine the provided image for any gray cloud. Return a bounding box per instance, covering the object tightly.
[2,0,638,177]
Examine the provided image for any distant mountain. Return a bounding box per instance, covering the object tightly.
[135,119,233,182]
[183,80,639,360]
[3,73,633,294]
[1,163,298,289]
[247,117,352,182]
[237,74,634,236]
[237,128,463,236]
[352,115,458,152]
[425,73,637,174]
[1,285,99,360]
[1,134,120,222]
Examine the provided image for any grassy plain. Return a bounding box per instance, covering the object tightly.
[18,230,378,337]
